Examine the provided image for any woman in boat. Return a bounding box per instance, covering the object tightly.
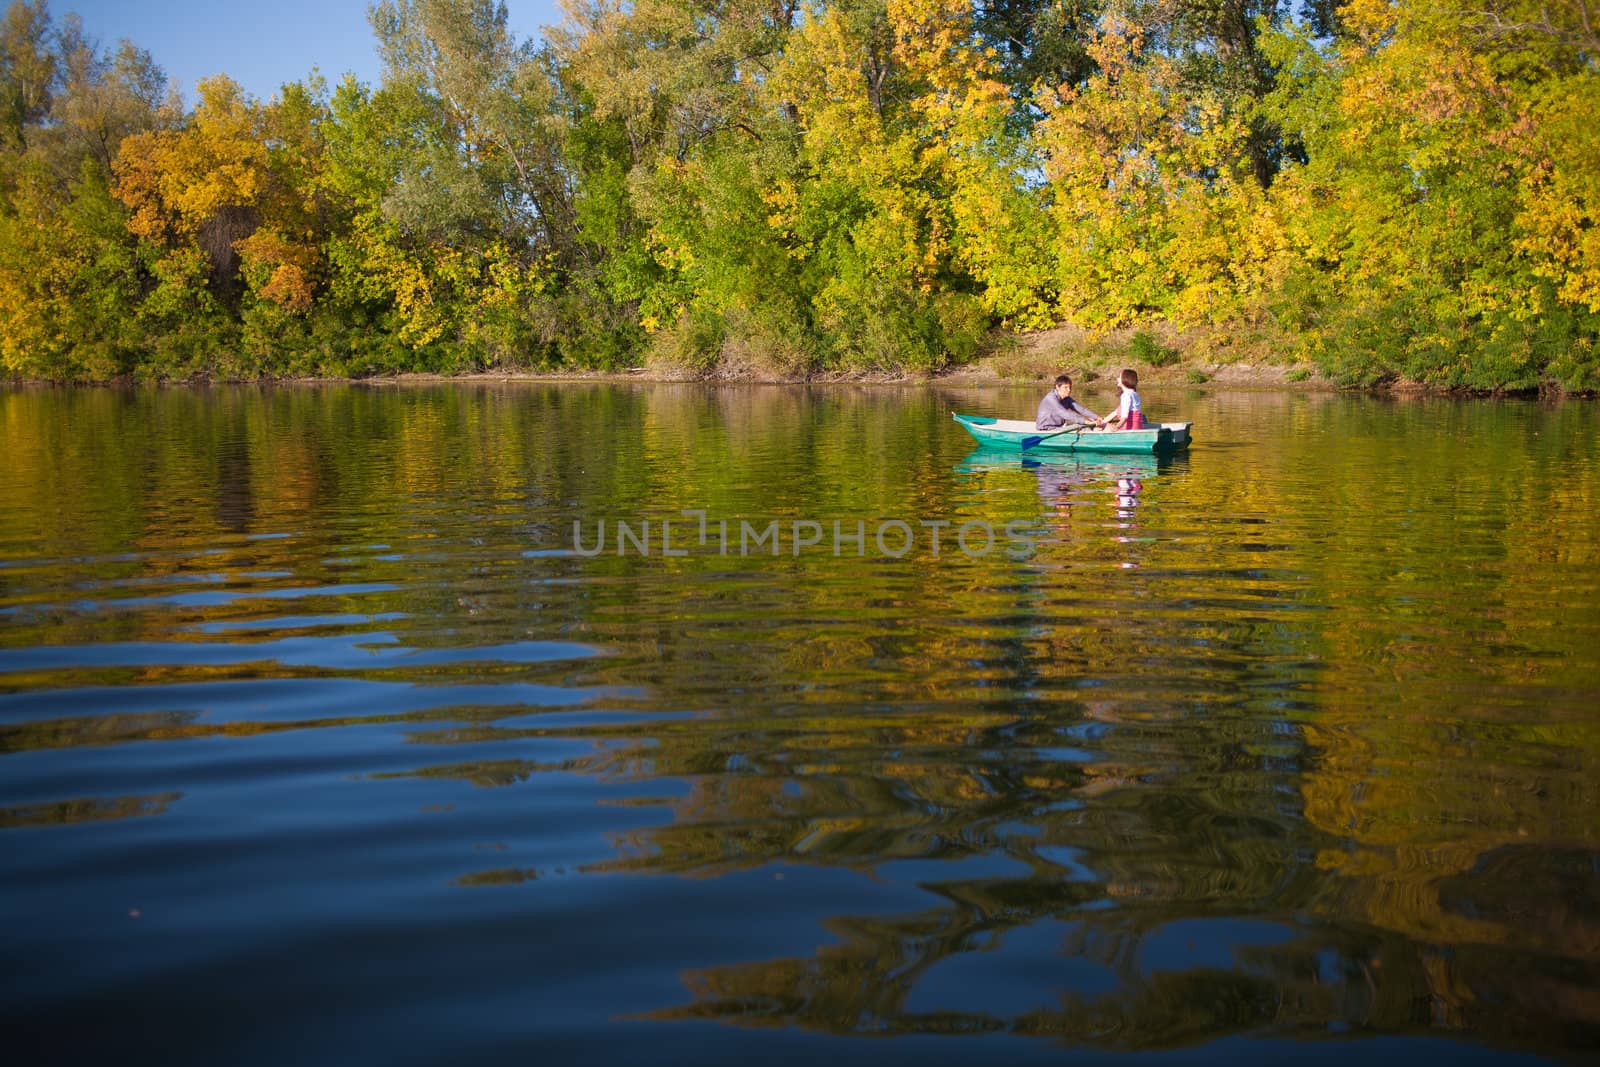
[1036,374,1105,430]
[1102,369,1145,430]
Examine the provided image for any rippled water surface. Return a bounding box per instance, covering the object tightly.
[3,383,1598,1065]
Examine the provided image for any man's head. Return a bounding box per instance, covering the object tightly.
[1054,374,1072,399]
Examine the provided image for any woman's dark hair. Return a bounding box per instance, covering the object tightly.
[1054,374,1072,387]
[1119,368,1138,389]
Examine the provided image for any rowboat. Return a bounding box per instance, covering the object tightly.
[952,413,1193,454]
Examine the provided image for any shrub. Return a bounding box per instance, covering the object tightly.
[645,308,726,376]
[1129,329,1179,367]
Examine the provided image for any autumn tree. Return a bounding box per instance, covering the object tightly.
[3,0,1598,386]
[1259,0,1600,389]
[0,3,164,378]
[0,0,52,153]
[1036,14,1284,328]
[549,0,814,367]
[313,0,581,369]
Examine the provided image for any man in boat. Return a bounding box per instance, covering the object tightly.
[1036,375,1105,431]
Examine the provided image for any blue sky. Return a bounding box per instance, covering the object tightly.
[58,1,567,102]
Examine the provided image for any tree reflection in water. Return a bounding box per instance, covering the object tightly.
[2,385,1597,1058]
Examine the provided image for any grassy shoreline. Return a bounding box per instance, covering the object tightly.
[4,323,1589,396]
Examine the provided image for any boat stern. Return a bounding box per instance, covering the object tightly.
[1155,422,1193,452]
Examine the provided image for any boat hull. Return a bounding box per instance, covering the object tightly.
[957,445,1177,477]
[952,414,1192,454]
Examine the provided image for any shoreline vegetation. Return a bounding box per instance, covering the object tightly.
[3,1,1598,395]
[0,340,1344,395]
[5,322,1575,395]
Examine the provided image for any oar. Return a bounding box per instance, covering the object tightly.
[1020,423,1092,451]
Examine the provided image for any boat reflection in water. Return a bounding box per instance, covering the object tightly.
[956,446,1185,524]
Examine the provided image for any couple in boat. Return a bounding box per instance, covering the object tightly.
[1035,371,1144,432]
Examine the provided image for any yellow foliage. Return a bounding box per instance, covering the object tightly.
[112,76,269,243]
[1036,17,1284,327]
[1515,77,1600,313]
[1341,0,1400,46]
[235,228,318,313]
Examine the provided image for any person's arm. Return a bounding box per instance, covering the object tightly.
[1069,398,1103,428]
[1103,393,1127,427]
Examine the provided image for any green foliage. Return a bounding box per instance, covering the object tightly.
[0,0,1597,389]
[648,307,726,375]
[1254,2,1600,393]
[1129,330,1178,367]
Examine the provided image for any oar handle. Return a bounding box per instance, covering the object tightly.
[1020,423,1092,451]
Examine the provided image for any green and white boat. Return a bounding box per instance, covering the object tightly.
[952,413,1193,454]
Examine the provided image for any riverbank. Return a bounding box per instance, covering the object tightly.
[224,324,1376,393]
[7,322,1589,395]
[42,323,1318,390]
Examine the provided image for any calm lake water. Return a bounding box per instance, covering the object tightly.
[2,382,1597,1065]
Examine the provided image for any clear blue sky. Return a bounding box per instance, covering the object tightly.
[57,1,566,103]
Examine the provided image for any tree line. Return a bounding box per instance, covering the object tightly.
[1,0,1596,389]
